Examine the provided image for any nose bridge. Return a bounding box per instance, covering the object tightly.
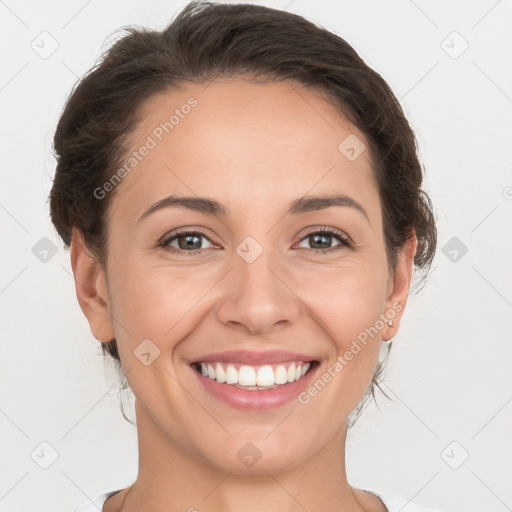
[235,233,285,299]
[238,234,279,287]
[216,233,299,333]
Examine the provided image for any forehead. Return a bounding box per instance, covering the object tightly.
[109,78,379,224]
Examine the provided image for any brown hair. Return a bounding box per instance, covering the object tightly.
[49,0,437,425]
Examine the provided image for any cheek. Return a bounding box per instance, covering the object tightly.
[296,271,386,420]
[293,261,388,348]
[108,260,217,349]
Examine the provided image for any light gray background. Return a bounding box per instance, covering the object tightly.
[1,1,511,511]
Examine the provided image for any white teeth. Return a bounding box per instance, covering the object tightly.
[274,365,288,385]
[287,362,296,383]
[215,363,226,383]
[197,360,312,388]
[256,365,274,386]
[238,365,256,386]
[225,364,238,384]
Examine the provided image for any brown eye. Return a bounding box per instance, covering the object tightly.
[296,228,351,252]
[161,230,215,254]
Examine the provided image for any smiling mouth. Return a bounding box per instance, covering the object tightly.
[191,360,317,390]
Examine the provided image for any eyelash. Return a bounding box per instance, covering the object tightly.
[159,226,352,256]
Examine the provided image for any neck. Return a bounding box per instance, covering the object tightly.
[119,399,373,512]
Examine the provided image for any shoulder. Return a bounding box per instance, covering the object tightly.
[368,489,442,512]
[71,488,123,512]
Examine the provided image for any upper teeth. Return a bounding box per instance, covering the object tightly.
[198,361,311,388]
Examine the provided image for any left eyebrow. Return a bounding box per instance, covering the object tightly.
[136,193,370,225]
[287,194,370,223]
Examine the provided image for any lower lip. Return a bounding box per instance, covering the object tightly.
[191,363,318,410]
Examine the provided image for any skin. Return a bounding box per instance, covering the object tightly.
[71,77,417,512]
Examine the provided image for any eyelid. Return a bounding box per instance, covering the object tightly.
[293,226,352,251]
[298,225,351,243]
[159,226,216,246]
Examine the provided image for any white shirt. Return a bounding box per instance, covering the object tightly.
[72,487,441,511]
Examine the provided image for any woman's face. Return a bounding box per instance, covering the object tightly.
[73,78,415,473]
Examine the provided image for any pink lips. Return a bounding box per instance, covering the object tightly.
[189,350,318,411]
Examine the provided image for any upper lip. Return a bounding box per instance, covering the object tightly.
[190,350,316,365]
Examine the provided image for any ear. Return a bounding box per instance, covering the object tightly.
[382,232,418,341]
[70,227,115,343]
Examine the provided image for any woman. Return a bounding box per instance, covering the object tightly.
[49,1,439,510]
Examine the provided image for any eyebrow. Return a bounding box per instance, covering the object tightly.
[136,193,370,224]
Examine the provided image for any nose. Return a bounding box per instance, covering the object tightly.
[215,243,301,335]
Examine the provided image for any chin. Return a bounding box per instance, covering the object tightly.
[197,433,315,475]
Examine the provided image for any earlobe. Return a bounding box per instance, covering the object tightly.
[70,228,115,343]
[382,232,418,341]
